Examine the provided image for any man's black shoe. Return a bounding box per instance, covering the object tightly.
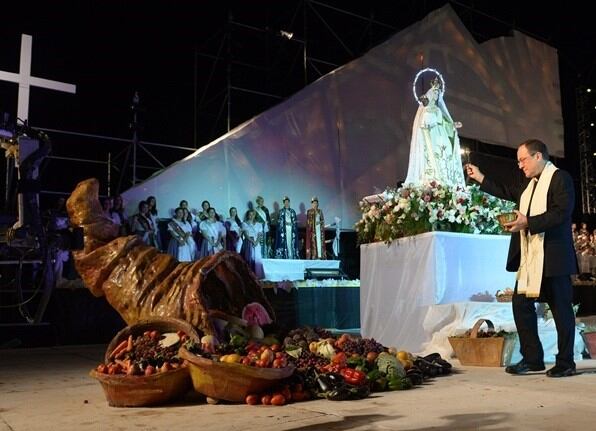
[546,365,576,378]
[505,361,545,375]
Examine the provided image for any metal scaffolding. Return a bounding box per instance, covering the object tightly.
[577,86,596,214]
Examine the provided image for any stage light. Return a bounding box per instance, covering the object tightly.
[279,30,293,40]
[588,88,592,93]
[591,123,595,127]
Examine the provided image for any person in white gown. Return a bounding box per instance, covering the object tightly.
[167,207,197,262]
[198,207,226,257]
[404,75,466,188]
[241,209,264,278]
[225,207,243,254]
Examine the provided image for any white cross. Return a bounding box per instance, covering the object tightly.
[0,34,76,122]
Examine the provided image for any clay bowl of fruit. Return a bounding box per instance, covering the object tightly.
[497,212,517,229]
[89,317,200,407]
[179,343,295,403]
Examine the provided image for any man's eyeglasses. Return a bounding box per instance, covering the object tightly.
[517,152,537,166]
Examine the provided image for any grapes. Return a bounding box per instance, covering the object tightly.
[294,349,329,371]
[284,326,327,348]
[341,337,385,356]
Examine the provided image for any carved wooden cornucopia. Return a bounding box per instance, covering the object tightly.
[66,178,275,337]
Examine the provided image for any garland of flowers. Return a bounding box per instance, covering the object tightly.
[355,182,515,244]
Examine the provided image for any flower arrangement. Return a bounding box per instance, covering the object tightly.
[355,182,515,244]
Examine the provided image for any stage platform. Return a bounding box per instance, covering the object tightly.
[261,259,340,281]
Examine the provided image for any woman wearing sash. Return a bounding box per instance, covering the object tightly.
[241,209,264,278]
[254,196,271,258]
[132,200,159,248]
[167,207,197,262]
[225,207,243,253]
[198,207,225,257]
[145,196,162,250]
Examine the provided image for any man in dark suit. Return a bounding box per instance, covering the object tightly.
[466,139,578,378]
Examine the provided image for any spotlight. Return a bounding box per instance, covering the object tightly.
[591,123,595,127]
[279,30,293,40]
[588,88,592,93]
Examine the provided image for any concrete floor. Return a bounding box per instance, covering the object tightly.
[1,345,595,431]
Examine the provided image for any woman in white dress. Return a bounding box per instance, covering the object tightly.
[146,196,162,250]
[198,207,226,257]
[182,207,198,235]
[167,207,197,262]
[404,73,465,188]
[241,209,264,278]
[225,207,243,254]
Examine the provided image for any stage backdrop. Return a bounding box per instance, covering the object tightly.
[123,5,563,227]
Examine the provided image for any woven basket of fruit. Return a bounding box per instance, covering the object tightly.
[179,344,295,403]
[448,319,506,367]
[89,317,200,407]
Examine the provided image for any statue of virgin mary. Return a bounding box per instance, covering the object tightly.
[404,70,466,188]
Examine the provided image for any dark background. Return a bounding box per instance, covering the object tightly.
[2,1,596,345]
[1,1,596,202]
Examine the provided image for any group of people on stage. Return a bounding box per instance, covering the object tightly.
[98,194,329,277]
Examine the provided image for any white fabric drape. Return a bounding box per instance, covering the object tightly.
[360,232,514,352]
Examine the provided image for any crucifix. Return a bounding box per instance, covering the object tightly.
[0,34,76,122]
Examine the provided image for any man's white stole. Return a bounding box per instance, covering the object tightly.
[517,161,558,298]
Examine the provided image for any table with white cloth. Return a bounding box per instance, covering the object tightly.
[261,259,340,281]
[360,231,585,360]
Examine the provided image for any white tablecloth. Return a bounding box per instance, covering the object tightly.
[360,232,515,352]
[261,259,340,281]
[360,232,586,359]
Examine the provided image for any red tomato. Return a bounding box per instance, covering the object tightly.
[245,394,259,405]
[272,358,284,368]
[281,387,292,400]
[261,394,272,405]
[270,394,286,406]
[270,344,281,352]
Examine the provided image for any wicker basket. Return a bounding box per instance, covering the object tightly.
[179,347,295,402]
[90,317,200,407]
[448,319,505,367]
[495,289,514,303]
[581,332,596,359]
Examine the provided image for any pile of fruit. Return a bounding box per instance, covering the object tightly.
[189,326,453,405]
[94,330,189,376]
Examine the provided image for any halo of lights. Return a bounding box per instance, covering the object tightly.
[412,68,445,105]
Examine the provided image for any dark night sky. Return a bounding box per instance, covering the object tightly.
[1,0,596,196]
